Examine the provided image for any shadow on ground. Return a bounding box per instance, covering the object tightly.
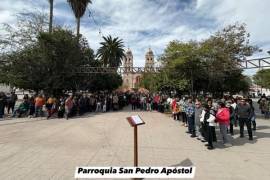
[212,125,270,149]
[0,106,138,126]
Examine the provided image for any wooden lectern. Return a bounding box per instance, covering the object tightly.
[126,115,145,167]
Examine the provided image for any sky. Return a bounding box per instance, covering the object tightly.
[0,0,270,75]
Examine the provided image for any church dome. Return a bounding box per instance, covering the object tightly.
[146,48,153,55]
[126,48,133,55]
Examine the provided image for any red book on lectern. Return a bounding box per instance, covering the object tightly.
[126,115,145,127]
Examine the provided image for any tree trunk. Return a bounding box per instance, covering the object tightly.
[76,17,80,38]
[49,0,53,33]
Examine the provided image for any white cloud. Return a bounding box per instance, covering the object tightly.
[195,0,270,51]
[1,0,269,74]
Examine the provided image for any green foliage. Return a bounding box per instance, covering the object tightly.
[2,29,86,94]
[0,9,124,95]
[97,35,125,67]
[1,28,122,95]
[141,23,258,96]
[67,0,92,18]
[83,74,123,92]
[254,69,270,89]
[139,73,158,92]
[67,0,92,37]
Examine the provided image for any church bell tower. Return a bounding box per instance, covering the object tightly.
[145,48,154,69]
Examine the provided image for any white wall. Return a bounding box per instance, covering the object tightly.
[0,84,10,93]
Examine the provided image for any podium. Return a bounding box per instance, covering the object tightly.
[126,115,145,167]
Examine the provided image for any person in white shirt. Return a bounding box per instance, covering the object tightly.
[202,104,217,150]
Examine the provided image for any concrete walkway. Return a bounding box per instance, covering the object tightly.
[0,108,270,180]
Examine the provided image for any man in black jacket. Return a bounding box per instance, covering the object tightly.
[235,98,253,140]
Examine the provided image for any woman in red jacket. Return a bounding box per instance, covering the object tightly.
[216,102,231,146]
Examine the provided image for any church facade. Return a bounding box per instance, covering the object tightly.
[122,48,155,89]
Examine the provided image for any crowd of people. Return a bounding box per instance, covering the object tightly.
[258,94,270,119]
[0,90,267,151]
[0,92,130,119]
[170,96,257,150]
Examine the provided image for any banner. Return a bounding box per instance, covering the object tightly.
[75,166,196,179]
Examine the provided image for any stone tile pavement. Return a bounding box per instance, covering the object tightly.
[0,108,270,180]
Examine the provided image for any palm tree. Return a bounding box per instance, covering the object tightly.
[67,0,92,37]
[97,35,125,67]
[48,0,53,33]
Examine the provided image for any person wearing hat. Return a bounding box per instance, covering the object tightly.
[235,98,253,140]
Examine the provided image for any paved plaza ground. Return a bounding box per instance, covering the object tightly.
[0,107,270,180]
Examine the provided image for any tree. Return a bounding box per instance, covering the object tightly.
[0,10,123,94]
[157,40,208,95]
[97,35,125,67]
[254,69,270,89]
[140,23,258,97]
[0,11,48,53]
[48,0,54,33]
[2,28,95,96]
[67,0,92,37]
[199,23,258,95]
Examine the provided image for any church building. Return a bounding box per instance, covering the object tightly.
[122,48,155,89]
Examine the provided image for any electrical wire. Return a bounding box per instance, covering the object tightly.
[87,7,104,37]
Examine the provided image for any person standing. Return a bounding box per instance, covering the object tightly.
[139,95,144,111]
[153,94,160,111]
[0,92,7,118]
[46,96,57,119]
[235,98,253,140]
[131,95,136,110]
[65,95,74,120]
[203,104,216,150]
[28,96,35,117]
[89,95,96,112]
[207,100,217,143]
[258,94,266,114]
[180,97,188,127]
[186,99,195,137]
[216,102,231,145]
[146,95,152,111]
[227,101,235,135]
[58,96,65,118]
[46,96,55,119]
[194,100,203,139]
[231,99,238,127]
[7,92,17,114]
[113,94,119,111]
[172,104,180,121]
[34,94,45,117]
[247,98,256,131]
[259,97,269,118]
[263,98,270,119]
